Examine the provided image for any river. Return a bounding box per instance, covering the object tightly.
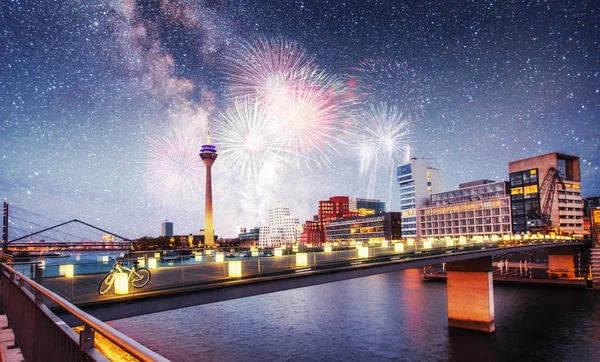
[107,268,600,361]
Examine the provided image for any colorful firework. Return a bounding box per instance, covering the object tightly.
[266,69,352,167]
[350,102,412,201]
[225,37,354,168]
[144,129,205,203]
[349,57,424,121]
[214,96,294,184]
[226,37,315,100]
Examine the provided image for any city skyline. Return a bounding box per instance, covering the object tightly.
[1,0,598,238]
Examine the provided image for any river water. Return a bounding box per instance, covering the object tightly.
[108,268,600,361]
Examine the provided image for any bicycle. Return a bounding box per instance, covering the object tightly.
[98,257,151,295]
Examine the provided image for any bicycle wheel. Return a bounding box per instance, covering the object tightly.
[131,268,151,288]
[98,273,115,295]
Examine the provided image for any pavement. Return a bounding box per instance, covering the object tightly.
[0,315,23,362]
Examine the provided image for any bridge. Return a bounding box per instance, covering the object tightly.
[29,239,587,333]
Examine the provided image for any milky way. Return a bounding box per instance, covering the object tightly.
[1,0,598,239]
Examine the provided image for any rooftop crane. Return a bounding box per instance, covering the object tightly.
[526,167,566,233]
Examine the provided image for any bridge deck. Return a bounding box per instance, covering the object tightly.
[39,241,585,313]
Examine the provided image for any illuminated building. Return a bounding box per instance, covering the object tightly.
[508,153,584,235]
[199,128,218,247]
[349,198,386,215]
[258,204,300,247]
[397,158,442,238]
[238,227,260,244]
[300,196,359,245]
[161,220,173,237]
[420,181,511,238]
[325,212,402,244]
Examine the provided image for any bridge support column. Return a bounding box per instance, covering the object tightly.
[447,257,495,333]
[547,246,575,278]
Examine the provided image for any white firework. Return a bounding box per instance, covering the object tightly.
[351,103,412,202]
[144,129,205,203]
[214,96,293,185]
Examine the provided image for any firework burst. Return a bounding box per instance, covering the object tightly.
[351,102,412,201]
[226,37,315,99]
[349,57,424,121]
[214,96,295,184]
[144,129,205,203]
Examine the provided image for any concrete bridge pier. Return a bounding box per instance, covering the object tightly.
[447,257,495,333]
[547,246,575,278]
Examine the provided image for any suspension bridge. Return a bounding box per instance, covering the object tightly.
[2,202,132,252]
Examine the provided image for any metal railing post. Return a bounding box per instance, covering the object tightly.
[35,266,43,304]
[79,324,95,360]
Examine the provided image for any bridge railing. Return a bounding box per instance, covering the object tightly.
[0,263,170,362]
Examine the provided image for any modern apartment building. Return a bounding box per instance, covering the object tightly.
[397,158,442,238]
[161,220,173,237]
[508,153,584,235]
[259,204,300,247]
[325,212,402,244]
[419,180,512,238]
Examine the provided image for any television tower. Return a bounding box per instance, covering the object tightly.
[199,124,218,247]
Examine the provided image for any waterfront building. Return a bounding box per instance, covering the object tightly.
[300,196,359,245]
[397,158,442,238]
[325,212,402,244]
[238,227,260,244]
[349,198,386,215]
[508,153,584,235]
[258,204,300,247]
[161,220,173,237]
[420,181,512,238]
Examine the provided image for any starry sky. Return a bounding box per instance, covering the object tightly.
[1,0,598,239]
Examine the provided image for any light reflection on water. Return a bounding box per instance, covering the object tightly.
[109,269,600,361]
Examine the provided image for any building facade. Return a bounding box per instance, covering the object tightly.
[300,196,359,245]
[259,204,300,247]
[349,198,386,215]
[161,221,173,237]
[325,212,402,244]
[238,227,260,244]
[420,181,512,238]
[397,158,442,238]
[508,153,584,235]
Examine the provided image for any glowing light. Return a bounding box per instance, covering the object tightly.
[324,244,332,253]
[137,257,146,267]
[216,252,225,263]
[292,245,299,252]
[114,272,129,295]
[101,256,109,262]
[228,261,242,278]
[148,258,157,269]
[407,239,414,245]
[64,264,74,278]
[251,251,259,257]
[296,252,308,267]
[358,246,369,258]
[274,248,283,257]
[459,236,467,245]
[195,254,203,261]
[394,243,405,253]
[154,252,161,259]
[381,240,389,248]
[446,239,454,247]
[423,241,432,249]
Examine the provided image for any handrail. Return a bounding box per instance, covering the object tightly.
[1,263,169,362]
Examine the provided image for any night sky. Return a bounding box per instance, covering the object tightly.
[1,0,598,239]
